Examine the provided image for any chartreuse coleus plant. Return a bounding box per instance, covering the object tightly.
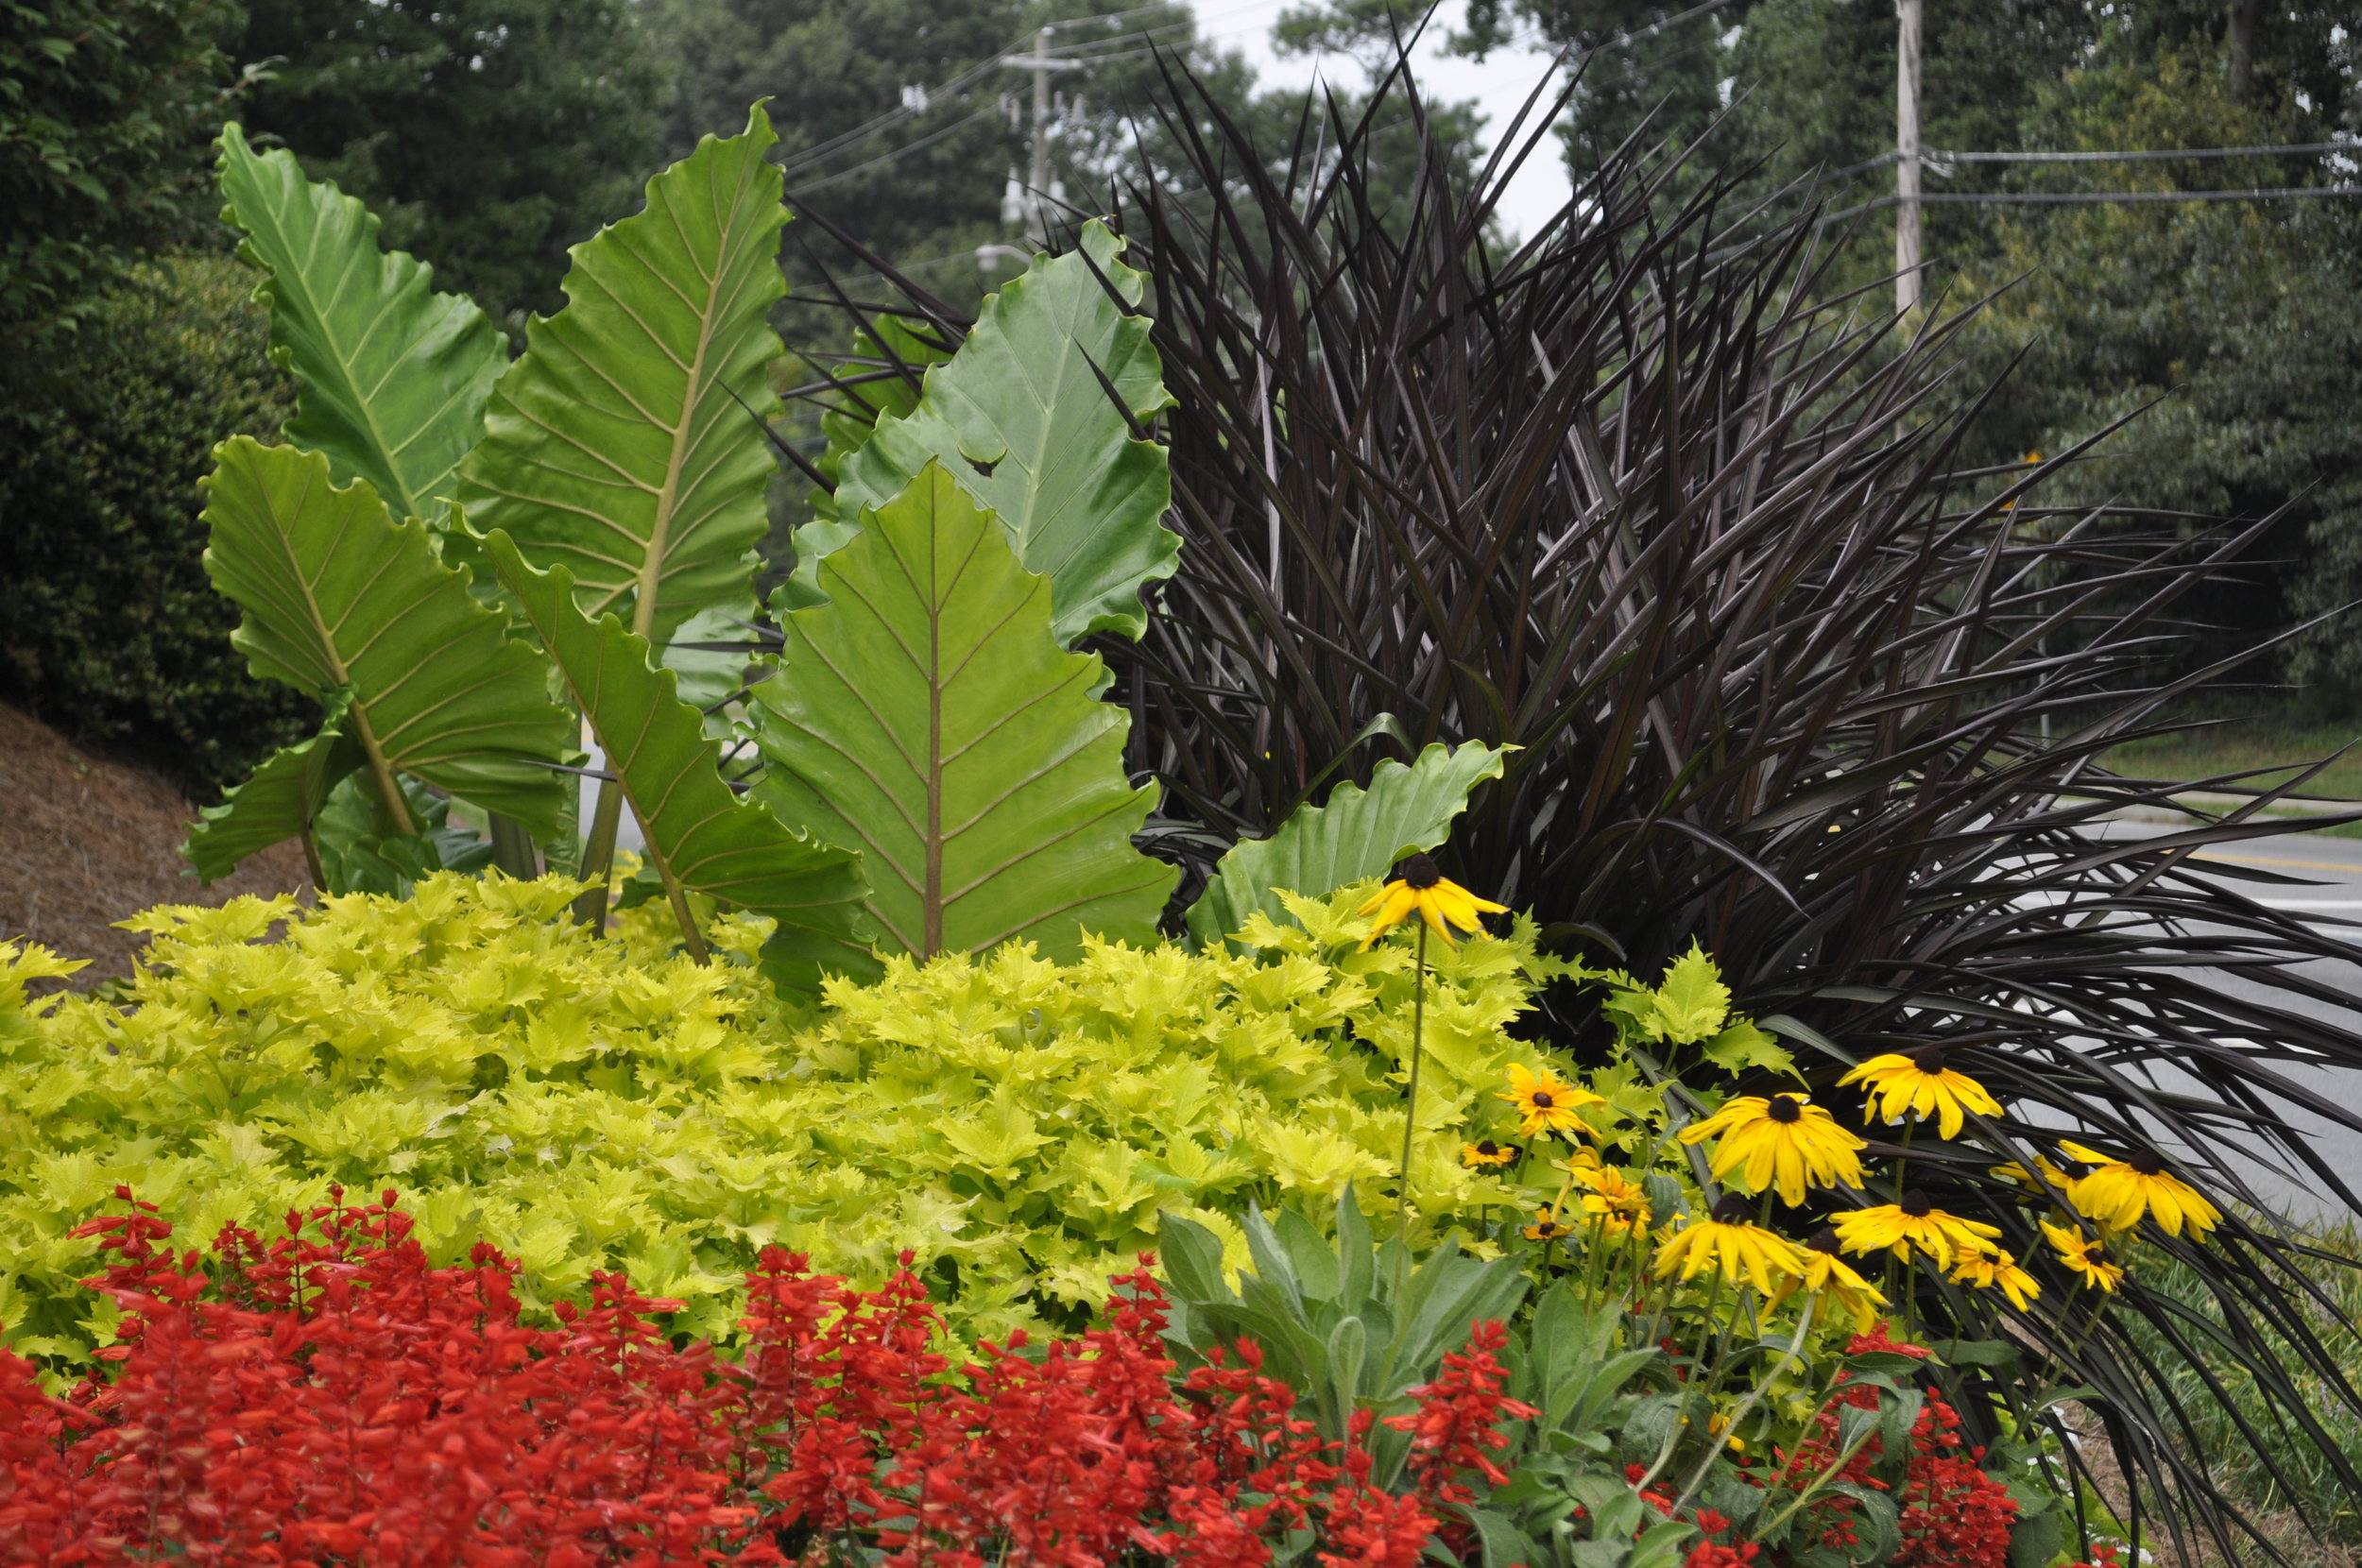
[0,878,1610,1368]
[182,104,1511,981]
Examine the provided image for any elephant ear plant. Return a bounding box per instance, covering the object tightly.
[182,106,1486,983]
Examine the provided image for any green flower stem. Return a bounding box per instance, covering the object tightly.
[1672,1289,1818,1520]
[1395,919,1429,1299]
[1636,1270,1726,1493]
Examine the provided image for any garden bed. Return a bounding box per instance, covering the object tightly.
[0,702,307,991]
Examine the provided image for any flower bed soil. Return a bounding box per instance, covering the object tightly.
[0,702,307,990]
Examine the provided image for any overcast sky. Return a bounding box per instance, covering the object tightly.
[1182,0,1574,243]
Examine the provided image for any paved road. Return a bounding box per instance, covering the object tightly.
[2084,817,2362,1226]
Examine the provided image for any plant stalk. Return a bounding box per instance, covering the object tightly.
[1395,920,1429,1300]
[573,777,626,929]
[487,812,541,879]
[346,703,416,837]
[658,854,710,964]
[1672,1290,1816,1520]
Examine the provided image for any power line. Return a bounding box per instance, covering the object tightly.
[794,105,1000,192]
[1823,184,2362,223]
[1781,142,2353,206]
[779,56,1007,175]
[1934,140,2357,164]
[781,0,1750,203]
[779,10,1213,180]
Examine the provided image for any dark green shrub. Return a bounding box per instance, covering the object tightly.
[0,0,234,335]
[0,253,316,798]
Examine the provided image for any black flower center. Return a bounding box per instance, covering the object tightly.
[1767,1095,1804,1124]
[1476,1141,1501,1156]
[1397,852,1443,890]
[1906,1044,1952,1074]
[1711,1194,1755,1225]
[1531,1091,1554,1109]
[2088,1245,2112,1266]
[1900,1188,1932,1218]
[2127,1150,2165,1177]
[1806,1226,1841,1256]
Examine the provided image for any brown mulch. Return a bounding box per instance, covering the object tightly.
[0,702,310,990]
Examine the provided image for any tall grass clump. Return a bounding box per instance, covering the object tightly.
[779,54,2362,1561]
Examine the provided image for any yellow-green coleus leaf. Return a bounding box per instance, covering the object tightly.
[0,876,1626,1366]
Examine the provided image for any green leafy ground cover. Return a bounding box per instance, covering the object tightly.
[0,875,1577,1361]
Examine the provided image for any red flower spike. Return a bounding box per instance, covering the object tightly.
[1,1188,2028,1568]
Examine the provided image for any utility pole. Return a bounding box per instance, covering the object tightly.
[1894,0,1923,317]
[1001,27,1081,247]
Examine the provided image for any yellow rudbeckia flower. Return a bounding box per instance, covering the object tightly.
[2059,1141,2220,1239]
[1678,1093,1866,1206]
[1831,1190,2002,1268]
[1838,1046,2003,1141]
[1653,1195,1810,1292]
[1772,1227,1890,1333]
[1569,1160,1654,1239]
[1357,853,1509,948]
[1524,1207,1576,1242]
[2043,1219,2127,1292]
[1950,1247,2042,1310]
[1461,1138,1518,1169]
[1499,1063,1604,1139]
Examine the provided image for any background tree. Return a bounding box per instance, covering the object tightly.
[649,0,1290,299]
[0,0,237,338]
[0,256,315,795]
[230,0,666,326]
[1286,0,2361,694]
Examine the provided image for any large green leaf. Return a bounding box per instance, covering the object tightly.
[181,697,363,883]
[313,773,496,897]
[215,124,505,526]
[483,531,871,989]
[755,462,1176,962]
[806,222,1179,646]
[455,104,786,650]
[200,436,574,834]
[1184,741,1508,950]
[776,315,955,616]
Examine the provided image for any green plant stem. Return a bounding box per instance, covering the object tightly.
[487,812,540,879]
[658,858,710,964]
[1394,920,1429,1299]
[573,776,625,929]
[1672,1290,1818,1520]
[1635,1271,1726,1494]
[348,704,418,837]
[1754,1420,1881,1542]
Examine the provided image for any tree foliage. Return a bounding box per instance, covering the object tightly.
[0,0,233,337]
[229,0,664,325]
